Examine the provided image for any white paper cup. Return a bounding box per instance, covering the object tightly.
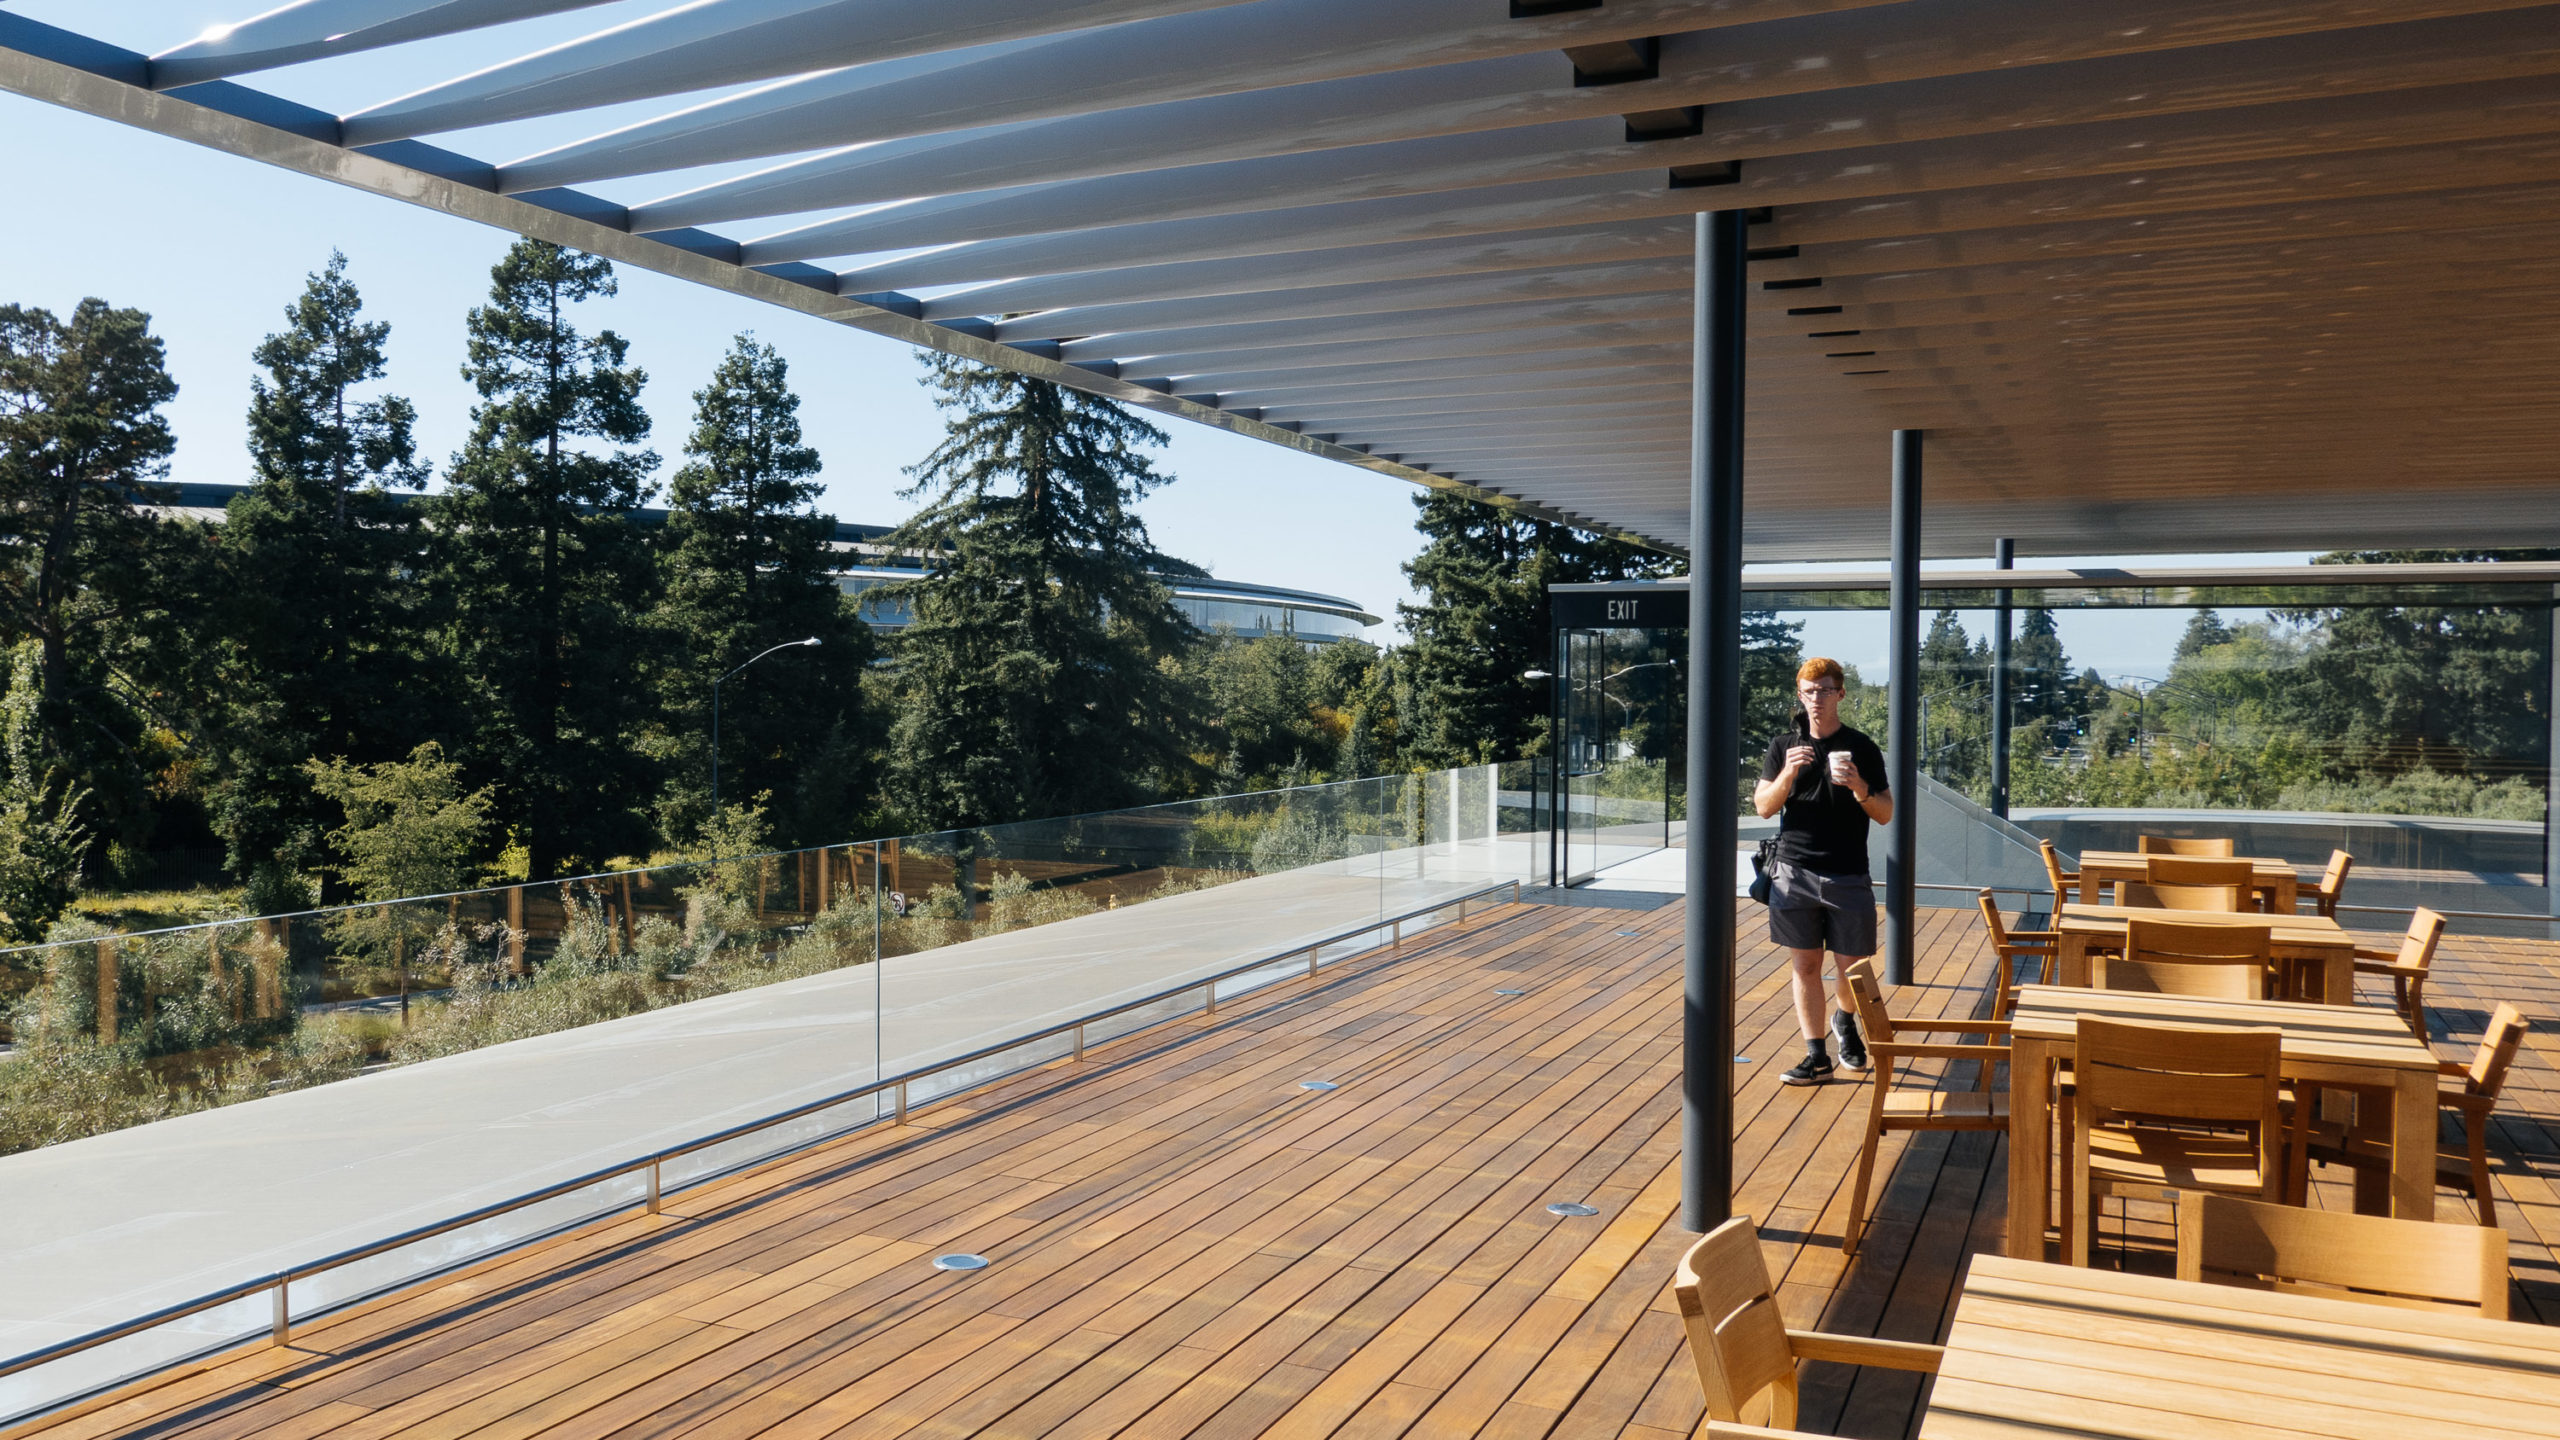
[1827,752,1856,784]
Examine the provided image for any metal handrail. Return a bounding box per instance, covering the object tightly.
[0,875,1525,1386]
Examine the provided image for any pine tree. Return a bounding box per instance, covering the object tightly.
[203,253,436,907]
[646,334,878,846]
[2175,608,2234,659]
[881,355,1199,833]
[0,299,180,862]
[1399,490,1673,767]
[432,240,658,877]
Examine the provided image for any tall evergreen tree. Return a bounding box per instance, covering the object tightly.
[432,240,658,876]
[1399,490,1673,766]
[881,355,1198,833]
[646,334,878,845]
[0,299,180,860]
[203,253,436,907]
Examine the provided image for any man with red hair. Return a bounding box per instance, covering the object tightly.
[1752,656,1893,1084]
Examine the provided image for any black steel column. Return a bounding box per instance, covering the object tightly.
[1683,208,1746,1234]
[1989,537,2015,819]
[1886,431,1923,986]
[2547,589,2559,940]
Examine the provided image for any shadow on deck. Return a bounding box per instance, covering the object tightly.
[9,901,2554,1440]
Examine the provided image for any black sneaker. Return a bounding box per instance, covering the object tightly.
[1831,1010,1870,1072]
[1781,1054,1836,1086]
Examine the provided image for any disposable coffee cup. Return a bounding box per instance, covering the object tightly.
[1826,752,1856,784]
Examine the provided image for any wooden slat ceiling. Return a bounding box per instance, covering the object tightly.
[5,0,2559,559]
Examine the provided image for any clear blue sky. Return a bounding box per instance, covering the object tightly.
[1,2,2310,658]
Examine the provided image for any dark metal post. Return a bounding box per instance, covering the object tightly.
[1886,431,1923,986]
[2547,590,2559,940]
[1683,208,1746,1234]
[1990,537,2015,819]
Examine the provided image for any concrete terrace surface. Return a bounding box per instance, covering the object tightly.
[0,839,1532,1418]
[13,898,2551,1440]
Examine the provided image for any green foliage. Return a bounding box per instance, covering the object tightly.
[306,742,496,903]
[881,354,1199,830]
[0,297,181,859]
[644,335,880,845]
[200,254,439,900]
[1400,490,1673,766]
[433,240,659,877]
[0,641,92,940]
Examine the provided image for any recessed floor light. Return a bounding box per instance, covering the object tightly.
[1615,929,1641,937]
[1547,1202,1600,1218]
[1300,1080,1339,1091]
[932,1253,989,1271]
[1494,988,1527,996]
[1735,1055,1754,1063]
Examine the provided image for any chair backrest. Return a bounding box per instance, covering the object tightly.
[1842,957,1896,1046]
[2312,850,2354,913]
[2393,907,2448,972]
[2140,835,2236,856]
[2176,1192,2508,1320]
[2104,920,2269,999]
[2460,1002,2531,1099]
[2076,1018,2282,1132]
[1674,1216,1800,1427]
[2039,840,2074,903]
[2118,875,2246,913]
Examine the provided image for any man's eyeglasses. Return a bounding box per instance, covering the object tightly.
[1797,686,1843,700]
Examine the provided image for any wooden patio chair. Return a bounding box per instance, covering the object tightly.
[1676,1215,1942,1427]
[2099,919,2271,1000]
[2302,849,2353,919]
[2302,1003,2530,1227]
[2068,1018,2288,1267]
[2352,907,2445,1036]
[1839,959,2011,1257]
[2139,835,2236,856]
[2038,840,2079,908]
[2118,855,2250,912]
[1974,889,2055,1019]
[2176,1192,2507,1320]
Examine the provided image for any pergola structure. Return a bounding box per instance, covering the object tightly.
[7,0,2560,1233]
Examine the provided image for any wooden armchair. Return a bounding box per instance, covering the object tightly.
[2176,1192,2507,1319]
[1974,889,2054,1019]
[2100,919,2271,1000]
[2069,1018,2287,1266]
[1839,959,2010,1256]
[2139,835,2236,856]
[2118,856,2250,912]
[2302,849,2353,919]
[2038,840,2078,909]
[1675,1215,1943,1427]
[2303,1003,2529,1227]
[2353,907,2445,1035]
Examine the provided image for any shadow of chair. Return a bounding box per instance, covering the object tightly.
[2176,1191,2508,1319]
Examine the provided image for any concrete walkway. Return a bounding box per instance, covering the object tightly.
[0,839,1531,1418]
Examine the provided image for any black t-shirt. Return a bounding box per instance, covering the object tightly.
[1759,723,1890,876]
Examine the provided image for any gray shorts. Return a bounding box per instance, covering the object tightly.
[1767,861,1877,957]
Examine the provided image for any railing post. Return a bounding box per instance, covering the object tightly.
[1073,1023,1085,1061]
[894,1082,908,1125]
[271,1278,289,1346]
[1391,918,1401,948]
[1306,948,1317,980]
[1205,978,1218,1015]
[647,1158,661,1215]
[1458,895,1468,924]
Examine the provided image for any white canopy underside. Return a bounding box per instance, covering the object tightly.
[7,0,2560,559]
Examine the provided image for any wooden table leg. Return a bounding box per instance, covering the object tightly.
[2321,947,2353,1007]
[2057,933,2091,988]
[2008,1035,2056,1260]
[2391,1068,2438,1221]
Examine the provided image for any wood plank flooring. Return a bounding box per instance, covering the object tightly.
[10,898,2555,1440]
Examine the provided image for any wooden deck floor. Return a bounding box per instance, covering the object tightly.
[13,898,2557,1440]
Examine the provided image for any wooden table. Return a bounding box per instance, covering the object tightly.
[2076,849,2299,913]
[1924,1256,2560,1439]
[2056,901,2356,1004]
[2004,985,2442,1259]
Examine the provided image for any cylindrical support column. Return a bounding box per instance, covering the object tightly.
[2547,589,2559,940]
[1990,538,2015,819]
[1682,207,1748,1235]
[1886,431,1924,986]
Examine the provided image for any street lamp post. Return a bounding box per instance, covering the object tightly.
[711,638,821,823]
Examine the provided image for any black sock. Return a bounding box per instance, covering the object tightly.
[1804,1036,1828,1062]
[1834,1007,1858,1032]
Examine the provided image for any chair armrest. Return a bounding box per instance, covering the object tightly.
[2438,1060,2471,1077]
[2441,1090,2494,1117]
[1888,1018,2012,1035]
[1872,1042,2012,1063]
[1787,1331,1944,1373]
[2005,929,2059,942]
